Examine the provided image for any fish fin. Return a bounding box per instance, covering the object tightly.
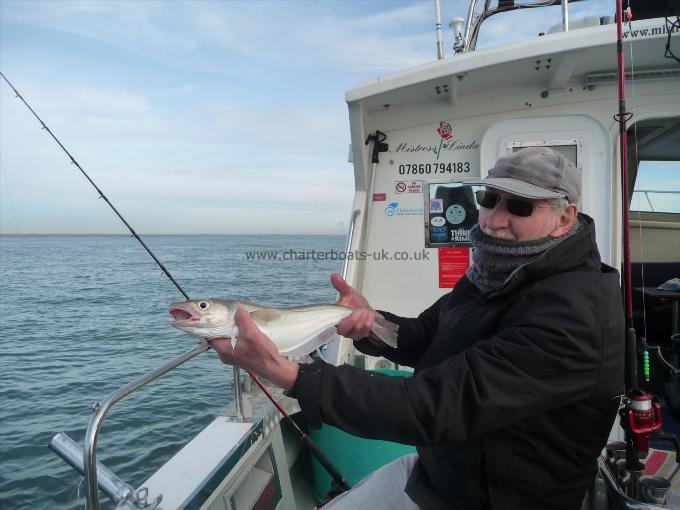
[250,309,282,324]
[280,327,337,357]
[229,326,240,350]
[369,317,399,349]
[279,304,347,312]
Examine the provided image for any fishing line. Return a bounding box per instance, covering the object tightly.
[1,72,351,496]
[0,159,21,234]
[0,72,190,301]
[625,9,651,381]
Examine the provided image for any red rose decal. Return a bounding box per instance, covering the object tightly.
[437,121,453,140]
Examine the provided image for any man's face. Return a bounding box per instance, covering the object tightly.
[478,190,566,242]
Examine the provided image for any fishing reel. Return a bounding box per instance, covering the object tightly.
[620,389,663,459]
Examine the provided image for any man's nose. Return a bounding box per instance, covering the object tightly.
[485,200,511,229]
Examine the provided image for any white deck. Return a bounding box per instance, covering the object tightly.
[142,417,254,509]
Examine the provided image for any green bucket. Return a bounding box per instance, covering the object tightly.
[309,368,416,502]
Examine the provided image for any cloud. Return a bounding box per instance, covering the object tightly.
[2,0,439,73]
[0,0,628,234]
[0,71,355,234]
[2,0,195,54]
[475,0,613,49]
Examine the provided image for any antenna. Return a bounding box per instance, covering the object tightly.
[435,0,445,59]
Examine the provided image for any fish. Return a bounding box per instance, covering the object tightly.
[169,299,399,356]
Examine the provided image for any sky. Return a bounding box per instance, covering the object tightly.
[1,0,661,235]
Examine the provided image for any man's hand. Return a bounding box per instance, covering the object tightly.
[331,272,384,341]
[208,306,299,390]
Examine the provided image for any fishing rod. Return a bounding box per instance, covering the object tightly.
[613,1,637,394]
[613,1,666,490]
[0,72,190,301]
[1,73,351,504]
[250,373,351,495]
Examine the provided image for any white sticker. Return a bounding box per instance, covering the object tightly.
[445,204,466,225]
[384,202,423,217]
[431,216,446,227]
[395,180,423,194]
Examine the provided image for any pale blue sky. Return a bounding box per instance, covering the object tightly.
[0,0,633,234]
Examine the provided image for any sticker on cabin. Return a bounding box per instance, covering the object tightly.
[431,216,446,227]
[384,202,423,217]
[431,226,448,242]
[445,204,466,225]
[429,199,444,213]
[394,180,422,194]
[438,247,470,288]
[373,193,386,201]
[425,182,479,248]
[450,230,471,243]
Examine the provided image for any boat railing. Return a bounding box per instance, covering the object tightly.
[631,190,680,214]
[459,0,582,54]
[50,209,364,510]
[49,340,211,510]
[342,209,361,280]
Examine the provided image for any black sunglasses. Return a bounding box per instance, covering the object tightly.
[475,190,553,217]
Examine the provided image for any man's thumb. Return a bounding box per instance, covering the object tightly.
[234,306,253,333]
[331,272,352,295]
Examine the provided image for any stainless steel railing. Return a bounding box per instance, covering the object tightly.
[50,340,210,510]
[631,190,680,213]
[341,209,361,280]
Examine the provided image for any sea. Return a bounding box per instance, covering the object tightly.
[0,234,345,509]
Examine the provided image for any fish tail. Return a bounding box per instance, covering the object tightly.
[369,317,399,349]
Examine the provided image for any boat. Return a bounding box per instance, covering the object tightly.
[48,0,680,508]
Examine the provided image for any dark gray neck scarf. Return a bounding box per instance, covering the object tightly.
[466,217,583,294]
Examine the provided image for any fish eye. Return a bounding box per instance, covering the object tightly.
[198,301,210,310]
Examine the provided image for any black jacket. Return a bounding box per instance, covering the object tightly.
[289,215,625,509]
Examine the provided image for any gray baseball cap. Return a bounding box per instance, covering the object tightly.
[462,147,581,203]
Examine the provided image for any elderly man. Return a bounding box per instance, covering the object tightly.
[209,147,625,510]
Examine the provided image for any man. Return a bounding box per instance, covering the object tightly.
[209,147,625,509]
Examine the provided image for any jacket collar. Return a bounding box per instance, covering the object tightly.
[480,213,602,299]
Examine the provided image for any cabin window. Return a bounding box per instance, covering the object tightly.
[626,118,679,399]
[425,183,479,247]
[508,139,581,169]
[631,160,680,213]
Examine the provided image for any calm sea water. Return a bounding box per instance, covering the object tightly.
[0,234,344,509]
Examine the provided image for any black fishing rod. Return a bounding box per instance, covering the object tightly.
[0,72,190,301]
[1,72,351,501]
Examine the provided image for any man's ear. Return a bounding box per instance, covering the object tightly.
[549,204,578,237]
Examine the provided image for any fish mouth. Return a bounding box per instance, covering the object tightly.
[169,303,200,325]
